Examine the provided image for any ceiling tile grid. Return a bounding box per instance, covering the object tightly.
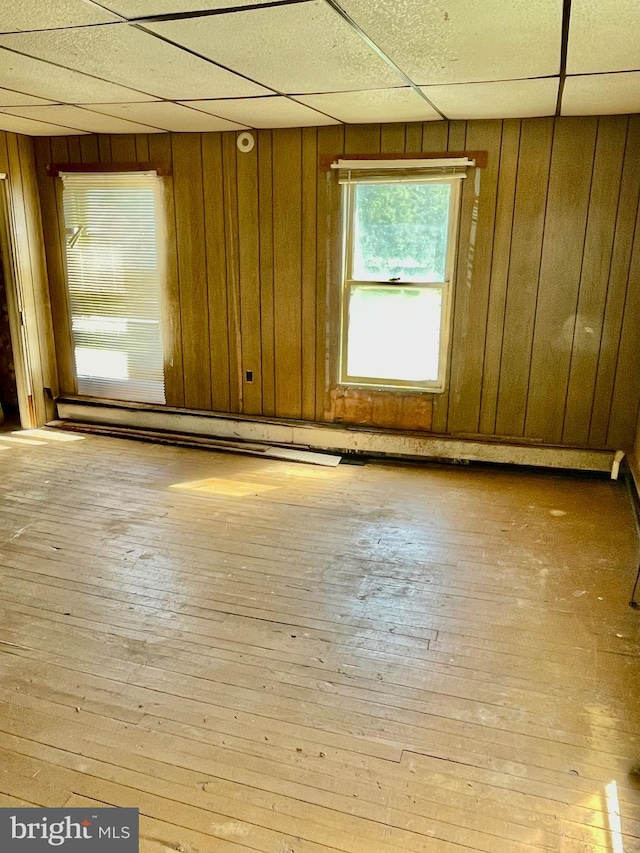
[85,100,249,131]
[0,104,165,133]
[0,23,272,101]
[294,87,442,124]
[144,0,404,94]
[178,96,340,128]
[0,0,635,134]
[562,71,640,116]
[422,79,560,121]
[332,0,563,85]
[567,0,640,74]
[0,0,121,33]
[0,111,86,135]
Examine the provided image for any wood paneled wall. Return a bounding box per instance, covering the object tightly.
[0,131,57,426]
[34,116,640,450]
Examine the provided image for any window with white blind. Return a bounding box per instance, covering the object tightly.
[336,158,469,393]
[61,171,166,404]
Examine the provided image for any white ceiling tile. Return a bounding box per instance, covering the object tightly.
[423,78,559,120]
[0,87,53,106]
[0,0,120,32]
[335,0,562,84]
[99,0,276,17]
[146,0,403,94]
[1,105,164,133]
[567,1,640,74]
[179,96,339,128]
[0,112,86,135]
[86,101,247,131]
[0,23,272,100]
[562,72,640,116]
[294,88,441,124]
[0,47,158,103]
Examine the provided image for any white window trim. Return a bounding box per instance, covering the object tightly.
[338,170,464,393]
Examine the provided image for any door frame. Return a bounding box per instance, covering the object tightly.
[0,173,37,428]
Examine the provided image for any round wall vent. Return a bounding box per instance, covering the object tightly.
[237,131,255,153]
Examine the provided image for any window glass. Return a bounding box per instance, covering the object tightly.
[352,182,451,282]
[346,286,442,382]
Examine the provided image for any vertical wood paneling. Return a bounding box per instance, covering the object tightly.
[236,130,262,415]
[201,133,230,413]
[33,118,640,450]
[171,133,211,411]
[421,121,448,152]
[405,122,422,152]
[525,117,598,443]
[562,116,628,446]
[479,119,520,435]
[589,115,640,448]
[447,120,502,436]
[380,124,405,152]
[257,129,275,417]
[222,133,242,413]
[272,128,302,419]
[67,136,81,163]
[97,135,111,163]
[607,209,640,448]
[135,134,150,162]
[315,124,344,420]
[110,134,136,162]
[345,124,381,153]
[301,127,317,421]
[495,118,554,437]
[79,135,99,163]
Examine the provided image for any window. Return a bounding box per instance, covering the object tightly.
[61,171,166,404]
[338,160,465,392]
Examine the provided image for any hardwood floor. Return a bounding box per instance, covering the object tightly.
[0,428,639,852]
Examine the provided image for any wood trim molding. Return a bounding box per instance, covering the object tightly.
[47,162,172,177]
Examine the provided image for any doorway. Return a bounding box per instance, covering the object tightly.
[0,235,19,431]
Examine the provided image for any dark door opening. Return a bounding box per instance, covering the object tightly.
[0,247,18,431]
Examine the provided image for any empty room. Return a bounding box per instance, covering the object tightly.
[0,0,639,851]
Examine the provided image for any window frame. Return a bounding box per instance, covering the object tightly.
[339,173,463,394]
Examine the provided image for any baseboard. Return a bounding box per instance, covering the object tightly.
[54,397,617,473]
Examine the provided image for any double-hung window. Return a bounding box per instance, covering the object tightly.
[61,170,166,405]
[337,159,467,392]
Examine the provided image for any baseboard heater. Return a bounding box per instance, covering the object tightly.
[54,397,618,474]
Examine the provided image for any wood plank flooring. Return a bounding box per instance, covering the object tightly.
[0,429,639,852]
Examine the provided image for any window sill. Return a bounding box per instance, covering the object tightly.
[338,381,443,394]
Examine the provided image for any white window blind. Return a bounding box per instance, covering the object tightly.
[61,171,166,405]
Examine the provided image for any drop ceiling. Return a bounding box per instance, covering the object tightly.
[0,0,636,135]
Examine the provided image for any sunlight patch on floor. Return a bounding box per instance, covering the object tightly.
[15,429,86,442]
[606,780,625,853]
[0,434,47,446]
[169,477,278,497]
